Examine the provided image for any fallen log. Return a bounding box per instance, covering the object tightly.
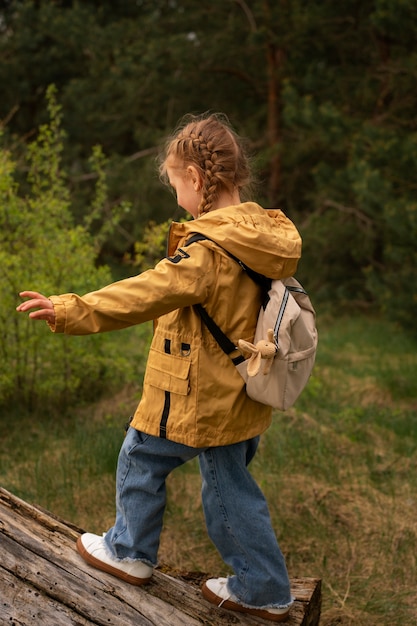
[0,487,321,625]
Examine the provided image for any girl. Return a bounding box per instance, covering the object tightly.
[17,113,302,622]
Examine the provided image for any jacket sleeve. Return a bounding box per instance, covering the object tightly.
[49,242,217,335]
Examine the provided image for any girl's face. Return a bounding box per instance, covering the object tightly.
[166,163,202,219]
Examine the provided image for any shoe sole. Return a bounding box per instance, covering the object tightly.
[202,582,290,622]
[76,536,152,586]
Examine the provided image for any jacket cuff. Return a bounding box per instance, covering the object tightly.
[47,296,66,333]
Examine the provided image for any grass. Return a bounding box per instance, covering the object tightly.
[1,314,417,625]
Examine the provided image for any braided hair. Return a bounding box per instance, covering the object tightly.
[160,113,252,216]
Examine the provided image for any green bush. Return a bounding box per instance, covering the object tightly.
[0,86,148,410]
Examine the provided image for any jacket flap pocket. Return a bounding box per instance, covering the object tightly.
[146,351,191,396]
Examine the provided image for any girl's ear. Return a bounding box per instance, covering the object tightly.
[187,165,203,192]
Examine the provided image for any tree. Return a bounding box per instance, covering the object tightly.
[280,0,417,328]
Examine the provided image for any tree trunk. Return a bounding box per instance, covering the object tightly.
[0,487,321,625]
[262,0,286,206]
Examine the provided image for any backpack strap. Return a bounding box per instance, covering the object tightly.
[185,232,263,367]
[194,303,245,365]
[185,233,208,246]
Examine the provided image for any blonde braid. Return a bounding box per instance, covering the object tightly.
[188,132,222,215]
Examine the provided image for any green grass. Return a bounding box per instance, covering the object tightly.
[1,314,416,625]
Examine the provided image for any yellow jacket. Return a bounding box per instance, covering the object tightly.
[49,202,302,447]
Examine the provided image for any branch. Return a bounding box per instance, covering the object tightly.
[1,104,20,128]
[322,199,374,228]
[232,0,257,32]
[72,146,159,182]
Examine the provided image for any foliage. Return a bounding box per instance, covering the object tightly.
[279,1,417,329]
[127,216,193,272]
[0,1,416,332]
[127,219,171,272]
[0,85,144,410]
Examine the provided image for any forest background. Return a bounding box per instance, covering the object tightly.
[1,2,417,625]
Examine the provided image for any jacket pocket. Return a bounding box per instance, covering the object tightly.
[146,350,191,396]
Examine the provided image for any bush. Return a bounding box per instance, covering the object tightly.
[0,86,147,410]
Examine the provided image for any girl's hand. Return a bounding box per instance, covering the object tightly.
[16,291,56,324]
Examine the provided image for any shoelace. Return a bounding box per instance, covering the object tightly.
[216,579,233,607]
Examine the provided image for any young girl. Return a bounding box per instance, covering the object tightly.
[17,113,302,622]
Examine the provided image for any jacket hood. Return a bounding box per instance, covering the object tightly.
[169,202,302,280]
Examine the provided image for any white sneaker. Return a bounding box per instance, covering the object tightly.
[202,577,291,622]
[76,533,153,585]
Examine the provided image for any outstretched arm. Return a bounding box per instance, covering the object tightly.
[16,291,56,324]
[15,243,216,335]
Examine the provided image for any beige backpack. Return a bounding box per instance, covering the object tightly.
[235,277,318,410]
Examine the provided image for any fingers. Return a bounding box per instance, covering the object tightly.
[17,292,52,310]
[17,299,52,313]
[27,309,55,322]
[19,291,46,299]
[16,291,55,324]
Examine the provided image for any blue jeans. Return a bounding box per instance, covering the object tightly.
[104,427,292,608]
